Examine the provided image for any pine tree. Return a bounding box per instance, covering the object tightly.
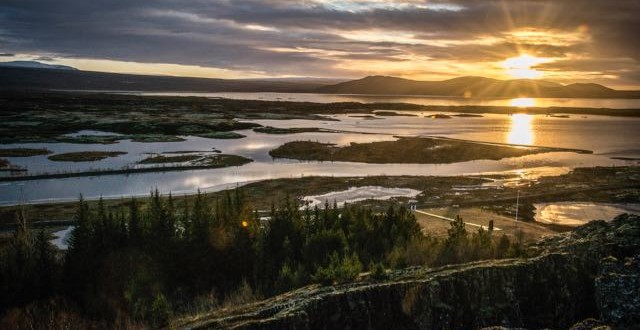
[35,230,57,298]
[438,215,468,264]
[1,209,39,307]
[64,195,95,300]
[496,234,511,258]
[67,195,91,253]
[129,198,142,245]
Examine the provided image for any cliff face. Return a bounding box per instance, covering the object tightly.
[179,215,640,330]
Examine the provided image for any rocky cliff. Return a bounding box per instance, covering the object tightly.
[178,214,640,330]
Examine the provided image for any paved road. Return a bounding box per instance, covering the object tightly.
[415,209,503,231]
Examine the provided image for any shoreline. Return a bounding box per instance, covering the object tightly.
[0,135,593,183]
[0,155,252,183]
[1,166,637,227]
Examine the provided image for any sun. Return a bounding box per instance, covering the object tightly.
[510,97,536,108]
[502,54,550,79]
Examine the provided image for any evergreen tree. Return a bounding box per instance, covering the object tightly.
[64,196,97,303]
[34,230,57,299]
[438,215,468,264]
[2,209,36,307]
[128,198,142,245]
[496,234,512,258]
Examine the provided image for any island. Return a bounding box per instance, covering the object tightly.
[269,136,590,164]
[48,151,127,162]
[0,148,52,157]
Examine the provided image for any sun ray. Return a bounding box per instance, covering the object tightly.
[502,54,551,79]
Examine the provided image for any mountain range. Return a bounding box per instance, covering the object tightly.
[317,75,639,98]
[0,63,327,92]
[1,61,638,98]
[0,60,78,71]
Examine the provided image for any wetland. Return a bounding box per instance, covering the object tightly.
[0,91,639,206]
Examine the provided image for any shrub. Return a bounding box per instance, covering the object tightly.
[313,252,362,285]
[369,262,388,281]
[149,293,171,328]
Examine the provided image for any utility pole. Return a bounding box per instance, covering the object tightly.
[514,190,519,231]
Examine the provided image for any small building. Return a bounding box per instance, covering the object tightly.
[407,199,418,212]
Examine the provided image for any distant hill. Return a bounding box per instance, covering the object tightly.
[0,66,332,92]
[317,75,640,98]
[2,65,638,98]
[0,60,78,71]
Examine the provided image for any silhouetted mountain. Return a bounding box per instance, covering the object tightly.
[0,67,331,92]
[2,67,638,98]
[0,60,77,71]
[317,75,640,98]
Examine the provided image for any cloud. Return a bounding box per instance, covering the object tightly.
[34,56,55,61]
[0,0,638,85]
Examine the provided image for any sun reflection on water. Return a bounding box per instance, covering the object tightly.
[510,97,536,108]
[507,113,534,145]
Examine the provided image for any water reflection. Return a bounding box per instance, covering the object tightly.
[510,97,535,108]
[507,114,534,145]
[2,113,639,205]
[136,92,640,109]
[534,202,640,226]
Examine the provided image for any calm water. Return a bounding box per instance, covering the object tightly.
[1,110,639,205]
[534,202,640,226]
[50,226,74,250]
[136,92,640,109]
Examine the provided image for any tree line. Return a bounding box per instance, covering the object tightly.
[0,190,524,329]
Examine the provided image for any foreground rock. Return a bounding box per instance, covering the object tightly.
[177,214,640,330]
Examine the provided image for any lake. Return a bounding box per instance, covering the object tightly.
[134,92,640,109]
[1,101,639,205]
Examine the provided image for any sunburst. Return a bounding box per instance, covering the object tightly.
[502,54,550,79]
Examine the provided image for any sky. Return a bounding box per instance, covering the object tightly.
[1,0,639,88]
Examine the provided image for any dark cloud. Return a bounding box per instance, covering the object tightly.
[0,0,638,83]
[0,53,15,57]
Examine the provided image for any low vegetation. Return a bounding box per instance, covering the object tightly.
[0,191,523,328]
[0,154,252,182]
[128,134,186,143]
[348,114,380,119]
[0,148,52,157]
[426,113,452,119]
[137,154,251,166]
[20,134,186,145]
[192,131,246,139]
[0,158,25,172]
[270,137,561,164]
[453,113,483,117]
[138,154,202,164]
[193,154,252,167]
[53,135,127,144]
[2,91,639,144]
[374,111,418,117]
[48,151,127,162]
[254,126,332,134]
